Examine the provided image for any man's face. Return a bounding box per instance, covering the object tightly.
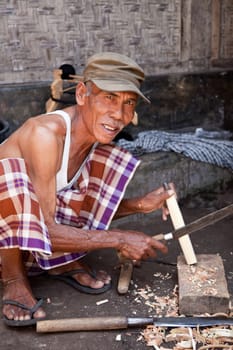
[83,83,138,144]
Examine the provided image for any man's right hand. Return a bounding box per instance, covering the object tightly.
[115,229,168,261]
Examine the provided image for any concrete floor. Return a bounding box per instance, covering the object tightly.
[1,185,233,350]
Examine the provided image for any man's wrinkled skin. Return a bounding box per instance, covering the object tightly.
[0,81,175,323]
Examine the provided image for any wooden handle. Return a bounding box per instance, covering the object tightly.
[117,259,134,294]
[152,233,165,241]
[37,316,128,333]
[166,194,197,265]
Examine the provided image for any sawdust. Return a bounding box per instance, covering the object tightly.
[133,272,179,317]
[187,265,219,295]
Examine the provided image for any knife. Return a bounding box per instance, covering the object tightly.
[153,203,233,241]
[37,315,233,333]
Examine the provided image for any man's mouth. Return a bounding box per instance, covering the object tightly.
[103,124,120,133]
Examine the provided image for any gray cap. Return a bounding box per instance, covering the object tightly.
[82,52,150,103]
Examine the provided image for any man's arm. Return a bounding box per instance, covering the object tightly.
[19,118,61,225]
[114,185,175,220]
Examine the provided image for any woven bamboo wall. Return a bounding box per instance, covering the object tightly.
[0,0,232,85]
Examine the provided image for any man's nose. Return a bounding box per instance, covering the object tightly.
[111,104,124,120]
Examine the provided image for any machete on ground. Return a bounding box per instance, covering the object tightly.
[37,315,233,333]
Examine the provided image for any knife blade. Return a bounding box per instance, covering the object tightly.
[129,316,233,327]
[153,203,233,241]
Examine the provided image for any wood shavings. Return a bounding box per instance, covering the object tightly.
[188,327,197,350]
[187,265,219,295]
[201,327,233,342]
[96,299,108,305]
[143,325,165,349]
[198,345,233,350]
[166,327,191,342]
[115,334,122,341]
[153,272,172,280]
[176,339,193,349]
[134,284,179,317]
[143,325,195,350]
[142,324,233,350]
[203,287,218,296]
[229,302,233,317]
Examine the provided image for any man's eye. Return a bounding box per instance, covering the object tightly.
[106,94,113,100]
[126,100,135,106]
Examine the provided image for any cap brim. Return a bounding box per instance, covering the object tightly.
[91,78,150,104]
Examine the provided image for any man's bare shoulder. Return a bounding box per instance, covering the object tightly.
[0,113,66,160]
[24,113,65,135]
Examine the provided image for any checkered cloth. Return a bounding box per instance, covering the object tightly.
[116,130,233,171]
[0,144,140,274]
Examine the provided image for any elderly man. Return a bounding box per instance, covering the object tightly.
[0,52,175,326]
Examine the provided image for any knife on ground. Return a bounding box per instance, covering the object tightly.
[37,315,233,333]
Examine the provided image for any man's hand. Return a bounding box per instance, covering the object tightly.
[115,229,168,261]
[115,182,176,221]
[138,182,176,221]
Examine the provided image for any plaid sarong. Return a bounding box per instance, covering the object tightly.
[0,144,140,274]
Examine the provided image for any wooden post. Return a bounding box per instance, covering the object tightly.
[211,0,221,61]
[165,185,197,265]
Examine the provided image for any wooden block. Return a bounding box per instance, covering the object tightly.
[177,254,230,316]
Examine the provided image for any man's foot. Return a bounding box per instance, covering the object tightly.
[2,276,46,326]
[48,260,111,294]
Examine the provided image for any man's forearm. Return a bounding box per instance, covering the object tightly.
[49,222,123,252]
[114,198,142,219]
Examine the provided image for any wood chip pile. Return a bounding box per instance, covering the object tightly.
[132,271,233,349]
[141,325,233,350]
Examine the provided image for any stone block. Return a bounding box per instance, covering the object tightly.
[177,254,230,315]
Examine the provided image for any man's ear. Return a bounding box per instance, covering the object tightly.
[75,82,87,105]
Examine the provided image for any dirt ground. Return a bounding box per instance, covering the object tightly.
[0,184,233,350]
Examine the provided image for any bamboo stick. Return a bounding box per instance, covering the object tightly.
[165,185,197,265]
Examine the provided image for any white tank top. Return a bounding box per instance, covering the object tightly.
[47,110,97,191]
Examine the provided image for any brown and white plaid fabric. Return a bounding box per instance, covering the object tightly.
[0,144,140,275]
